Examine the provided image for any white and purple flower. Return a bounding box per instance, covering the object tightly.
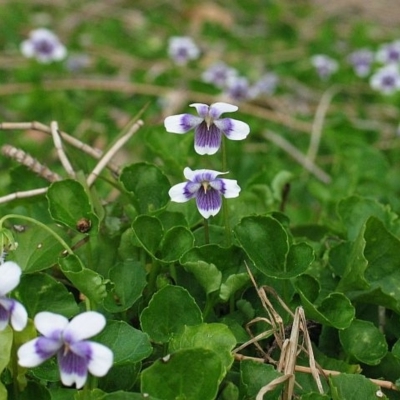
[169,167,241,218]
[224,76,253,102]
[18,311,113,389]
[370,64,400,95]
[164,102,250,155]
[0,261,27,332]
[20,28,67,63]
[168,36,200,65]
[201,62,238,88]
[347,49,374,77]
[311,54,338,80]
[376,40,400,65]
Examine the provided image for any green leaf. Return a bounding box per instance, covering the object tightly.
[169,323,236,377]
[98,362,141,392]
[0,326,12,375]
[183,261,222,295]
[240,360,283,399]
[295,275,355,329]
[160,226,194,262]
[120,162,170,214]
[47,179,99,233]
[329,373,383,400]
[140,285,202,343]
[219,273,250,302]
[132,215,163,257]
[95,320,152,364]
[17,381,51,400]
[362,217,400,312]
[103,260,147,313]
[141,348,223,400]
[58,254,106,304]
[17,273,79,317]
[234,216,314,278]
[339,319,388,365]
[338,195,400,241]
[7,224,67,273]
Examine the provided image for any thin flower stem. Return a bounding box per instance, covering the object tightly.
[221,137,232,246]
[203,217,210,245]
[0,214,74,255]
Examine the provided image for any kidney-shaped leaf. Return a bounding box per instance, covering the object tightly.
[141,348,222,400]
[140,285,202,343]
[339,319,388,365]
[47,179,99,233]
[234,216,314,278]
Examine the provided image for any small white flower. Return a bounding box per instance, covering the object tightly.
[201,62,238,88]
[0,261,28,332]
[164,102,250,155]
[370,64,400,95]
[376,40,400,65]
[169,167,241,219]
[18,311,113,389]
[311,54,338,80]
[168,36,200,65]
[347,49,374,77]
[20,28,67,63]
[224,76,253,102]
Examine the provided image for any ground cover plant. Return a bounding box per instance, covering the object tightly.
[1,0,400,399]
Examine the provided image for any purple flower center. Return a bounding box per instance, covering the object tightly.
[382,75,396,87]
[33,39,56,55]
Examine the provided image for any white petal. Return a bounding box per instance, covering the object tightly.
[194,142,220,155]
[18,339,46,367]
[60,369,87,389]
[219,178,241,198]
[10,301,28,331]
[20,41,35,58]
[183,167,226,182]
[87,342,114,377]
[34,312,68,336]
[169,182,193,202]
[214,118,250,140]
[64,312,106,342]
[0,262,22,295]
[164,114,202,133]
[209,102,238,118]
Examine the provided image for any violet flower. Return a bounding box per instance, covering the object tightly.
[347,49,374,77]
[224,76,253,101]
[370,64,400,95]
[164,102,250,155]
[376,40,400,65]
[20,28,67,63]
[201,62,238,88]
[311,54,338,80]
[169,167,241,218]
[168,36,200,65]
[18,311,113,389]
[0,261,27,332]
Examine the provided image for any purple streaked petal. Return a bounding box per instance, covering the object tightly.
[86,342,114,377]
[18,337,62,367]
[34,312,68,337]
[10,300,28,331]
[58,349,88,389]
[214,118,250,140]
[0,262,22,295]
[169,182,200,202]
[64,312,106,343]
[194,122,222,155]
[196,188,222,219]
[209,102,238,119]
[189,103,209,118]
[164,114,203,133]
